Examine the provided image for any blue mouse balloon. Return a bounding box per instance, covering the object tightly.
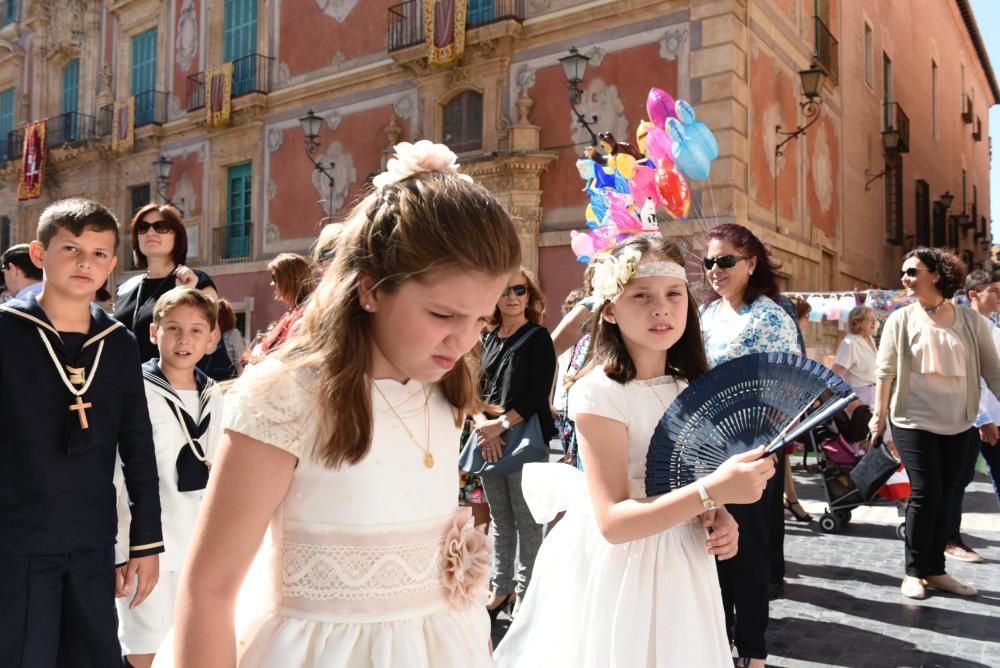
[667,117,711,181]
[675,99,719,161]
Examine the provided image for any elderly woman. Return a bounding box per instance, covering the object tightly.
[114,204,216,362]
[699,223,799,668]
[833,306,880,407]
[872,248,1000,600]
[473,267,557,620]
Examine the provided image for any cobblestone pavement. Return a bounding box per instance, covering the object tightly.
[768,470,1000,668]
[491,461,1000,667]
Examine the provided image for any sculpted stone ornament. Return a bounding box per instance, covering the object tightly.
[49,0,85,49]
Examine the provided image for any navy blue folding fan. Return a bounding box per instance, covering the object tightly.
[645,352,856,496]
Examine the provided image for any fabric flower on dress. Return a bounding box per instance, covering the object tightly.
[441,508,492,611]
[590,248,643,304]
[372,140,474,189]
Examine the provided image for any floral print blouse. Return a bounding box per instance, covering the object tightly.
[700,295,801,368]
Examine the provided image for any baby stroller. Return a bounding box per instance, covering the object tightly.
[807,405,908,538]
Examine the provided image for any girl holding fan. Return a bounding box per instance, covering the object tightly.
[495,235,775,667]
[169,141,521,667]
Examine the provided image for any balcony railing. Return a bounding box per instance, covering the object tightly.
[883,101,910,153]
[973,116,982,141]
[46,111,97,147]
[134,90,168,127]
[961,93,974,124]
[187,53,274,113]
[813,16,838,83]
[213,223,253,265]
[3,126,23,162]
[388,0,524,51]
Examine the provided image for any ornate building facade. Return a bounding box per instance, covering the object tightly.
[0,0,995,334]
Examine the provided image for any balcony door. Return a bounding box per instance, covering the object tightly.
[131,29,158,125]
[224,0,258,96]
[61,59,80,141]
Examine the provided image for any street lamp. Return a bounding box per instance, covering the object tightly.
[773,64,826,227]
[864,128,902,191]
[559,47,599,147]
[940,191,955,210]
[152,154,180,212]
[298,109,336,213]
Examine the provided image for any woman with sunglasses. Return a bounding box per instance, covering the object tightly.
[472,267,557,621]
[698,223,799,668]
[114,204,217,363]
[872,248,1000,600]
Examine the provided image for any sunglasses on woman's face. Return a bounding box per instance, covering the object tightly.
[703,254,750,270]
[900,267,924,279]
[501,284,528,297]
[136,220,174,235]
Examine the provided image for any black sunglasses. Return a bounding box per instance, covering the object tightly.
[703,254,750,270]
[900,267,924,279]
[501,284,528,297]
[136,220,174,235]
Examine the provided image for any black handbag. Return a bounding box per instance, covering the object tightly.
[849,436,900,501]
[459,327,548,476]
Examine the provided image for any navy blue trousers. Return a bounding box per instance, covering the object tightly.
[0,547,121,667]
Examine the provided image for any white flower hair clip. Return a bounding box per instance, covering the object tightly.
[590,249,689,304]
[372,140,474,189]
[590,249,643,304]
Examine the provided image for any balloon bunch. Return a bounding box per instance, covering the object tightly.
[571,87,720,263]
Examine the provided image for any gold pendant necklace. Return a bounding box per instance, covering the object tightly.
[373,381,434,468]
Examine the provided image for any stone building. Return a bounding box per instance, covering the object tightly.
[0,0,995,335]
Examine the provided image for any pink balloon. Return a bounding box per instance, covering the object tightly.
[628,165,661,206]
[570,230,595,260]
[646,88,678,130]
[590,227,617,251]
[644,127,673,162]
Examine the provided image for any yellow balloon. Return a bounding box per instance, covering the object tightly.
[617,154,637,179]
[636,120,655,156]
[585,204,599,223]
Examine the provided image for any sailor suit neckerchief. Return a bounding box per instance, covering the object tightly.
[142,359,214,492]
[0,299,123,432]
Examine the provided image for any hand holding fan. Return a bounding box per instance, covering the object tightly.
[645,352,856,496]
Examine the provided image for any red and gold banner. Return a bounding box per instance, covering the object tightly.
[206,62,233,128]
[424,0,467,66]
[17,120,46,201]
[111,97,135,154]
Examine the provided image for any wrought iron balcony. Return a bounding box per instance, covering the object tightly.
[883,102,910,153]
[186,53,274,113]
[973,116,982,141]
[213,223,253,265]
[388,0,525,52]
[134,90,168,127]
[2,126,23,163]
[813,16,838,83]
[46,111,97,147]
[961,93,974,124]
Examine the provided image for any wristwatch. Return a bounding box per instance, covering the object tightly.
[498,414,511,430]
[696,481,717,510]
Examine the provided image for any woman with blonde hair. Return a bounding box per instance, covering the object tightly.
[472,266,557,619]
[258,253,315,354]
[832,306,880,407]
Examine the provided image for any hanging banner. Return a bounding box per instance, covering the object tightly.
[111,97,135,154]
[17,120,46,201]
[206,62,233,128]
[424,0,467,66]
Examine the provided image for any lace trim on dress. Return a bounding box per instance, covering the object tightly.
[277,510,490,623]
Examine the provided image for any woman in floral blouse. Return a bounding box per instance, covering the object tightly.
[699,223,799,668]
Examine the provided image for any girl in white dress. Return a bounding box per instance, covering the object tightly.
[168,141,521,667]
[494,235,776,668]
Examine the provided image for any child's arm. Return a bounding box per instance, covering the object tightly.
[173,430,296,667]
[576,413,774,545]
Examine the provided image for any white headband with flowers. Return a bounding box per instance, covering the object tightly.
[590,249,688,303]
[372,140,474,189]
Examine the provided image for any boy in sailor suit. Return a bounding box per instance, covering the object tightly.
[0,199,163,667]
[115,287,223,668]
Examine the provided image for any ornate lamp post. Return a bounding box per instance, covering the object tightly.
[559,47,599,147]
[152,154,180,213]
[298,109,336,212]
[773,65,827,228]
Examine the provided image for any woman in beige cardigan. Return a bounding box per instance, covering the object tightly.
[871,248,1000,600]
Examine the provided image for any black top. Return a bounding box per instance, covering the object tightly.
[0,294,163,558]
[113,269,215,363]
[480,322,558,442]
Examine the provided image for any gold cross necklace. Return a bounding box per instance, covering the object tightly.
[37,329,104,430]
[372,381,434,469]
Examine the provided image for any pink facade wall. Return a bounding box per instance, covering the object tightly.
[212,271,285,336]
[279,0,394,77]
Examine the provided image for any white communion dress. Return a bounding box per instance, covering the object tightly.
[494,369,732,668]
[220,359,492,667]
